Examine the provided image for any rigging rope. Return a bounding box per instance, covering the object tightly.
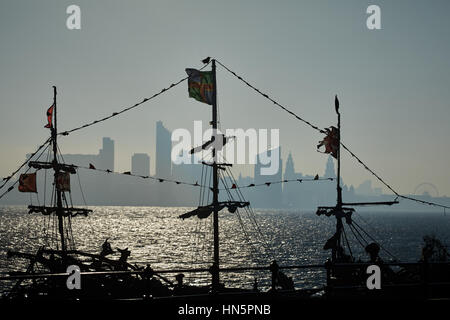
[0,140,51,200]
[215,59,450,211]
[215,59,325,134]
[58,61,211,136]
[352,219,398,260]
[0,137,51,191]
[75,163,332,191]
[3,58,448,213]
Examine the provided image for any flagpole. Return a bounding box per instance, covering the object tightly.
[336,96,342,208]
[211,59,220,292]
[52,86,66,255]
[335,95,342,261]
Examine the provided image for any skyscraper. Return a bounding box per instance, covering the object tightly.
[253,147,282,208]
[324,155,336,179]
[155,121,173,205]
[132,153,150,177]
[99,137,114,171]
[155,121,172,177]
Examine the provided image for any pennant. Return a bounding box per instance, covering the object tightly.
[89,163,96,169]
[44,105,54,129]
[56,172,70,191]
[18,173,37,193]
[317,126,339,159]
[123,171,131,175]
[335,95,339,113]
[185,69,214,105]
[231,184,237,189]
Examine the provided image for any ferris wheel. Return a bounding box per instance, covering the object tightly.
[414,182,439,198]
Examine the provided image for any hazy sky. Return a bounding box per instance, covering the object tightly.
[1,0,449,197]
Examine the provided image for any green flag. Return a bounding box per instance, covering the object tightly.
[185,68,214,105]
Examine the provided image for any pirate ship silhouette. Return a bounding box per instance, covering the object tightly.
[2,59,449,301]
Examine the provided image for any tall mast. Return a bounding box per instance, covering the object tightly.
[336,98,342,208]
[211,59,220,291]
[51,86,66,254]
[334,96,342,261]
[317,96,398,262]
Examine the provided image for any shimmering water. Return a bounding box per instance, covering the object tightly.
[1,206,449,291]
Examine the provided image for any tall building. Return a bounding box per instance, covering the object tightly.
[324,155,336,179]
[155,121,172,177]
[99,137,114,171]
[131,153,150,176]
[253,147,282,208]
[155,121,173,206]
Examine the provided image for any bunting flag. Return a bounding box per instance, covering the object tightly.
[185,68,214,105]
[18,173,37,193]
[89,163,96,169]
[56,172,70,191]
[44,105,54,129]
[317,126,339,159]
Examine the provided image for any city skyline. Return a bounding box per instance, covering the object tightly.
[1,1,450,198]
[2,119,448,210]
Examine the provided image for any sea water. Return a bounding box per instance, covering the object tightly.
[0,205,449,292]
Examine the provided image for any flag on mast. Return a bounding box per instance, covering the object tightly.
[317,126,339,159]
[185,69,214,105]
[18,173,37,193]
[56,172,70,192]
[44,104,54,128]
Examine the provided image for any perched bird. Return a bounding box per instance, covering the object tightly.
[314,174,319,180]
[202,57,211,64]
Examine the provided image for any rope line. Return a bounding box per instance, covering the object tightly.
[0,137,51,191]
[75,164,333,191]
[0,140,51,200]
[58,61,211,136]
[215,59,325,134]
[341,143,450,210]
[215,59,450,211]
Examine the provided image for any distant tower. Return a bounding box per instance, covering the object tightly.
[99,137,114,171]
[132,153,150,177]
[254,147,282,208]
[155,121,172,177]
[324,155,336,179]
[284,152,295,180]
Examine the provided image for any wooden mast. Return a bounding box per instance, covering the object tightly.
[211,59,220,291]
[317,96,398,262]
[51,86,66,254]
[334,96,342,261]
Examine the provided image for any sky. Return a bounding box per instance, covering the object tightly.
[0,0,449,197]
